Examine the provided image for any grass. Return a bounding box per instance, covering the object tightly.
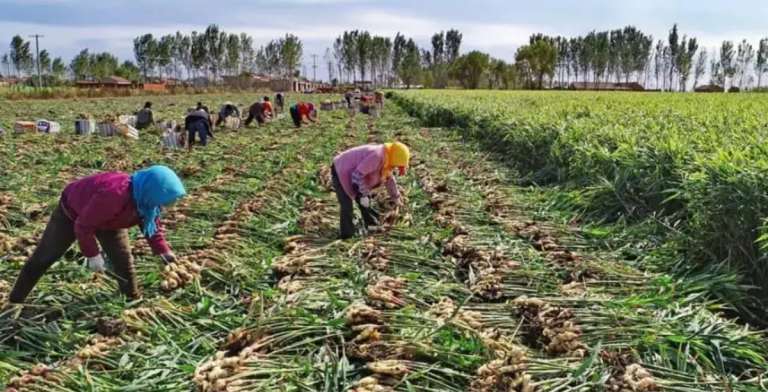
[0,93,767,391]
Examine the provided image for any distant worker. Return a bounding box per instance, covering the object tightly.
[215,102,240,127]
[374,91,384,108]
[344,90,354,107]
[135,101,155,130]
[196,102,210,114]
[289,102,317,128]
[275,93,285,114]
[185,108,212,149]
[7,166,186,303]
[244,98,273,127]
[331,142,410,239]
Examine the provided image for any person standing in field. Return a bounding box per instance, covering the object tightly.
[344,90,354,108]
[185,109,212,149]
[135,101,155,130]
[7,166,186,303]
[215,102,240,127]
[244,98,273,127]
[275,93,285,114]
[331,142,410,239]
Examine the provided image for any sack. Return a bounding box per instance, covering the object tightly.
[162,131,184,149]
[224,116,241,129]
[99,121,117,136]
[15,121,37,134]
[114,123,139,139]
[75,119,96,135]
[118,115,137,127]
[156,121,177,134]
[36,120,61,133]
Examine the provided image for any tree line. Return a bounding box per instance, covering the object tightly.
[3,22,768,91]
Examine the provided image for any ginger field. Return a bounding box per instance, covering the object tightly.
[1,93,767,391]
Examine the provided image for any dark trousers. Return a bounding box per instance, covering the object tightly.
[290,107,301,128]
[244,113,264,127]
[188,120,209,147]
[331,165,379,239]
[9,204,139,303]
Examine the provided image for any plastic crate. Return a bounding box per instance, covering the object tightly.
[224,116,241,129]
[36,120,61,133]
[75,119,96,135]
[156,121,178,134]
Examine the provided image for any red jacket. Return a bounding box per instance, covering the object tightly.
[61,172,170,258]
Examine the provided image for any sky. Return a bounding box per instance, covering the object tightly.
[2,0,768,82]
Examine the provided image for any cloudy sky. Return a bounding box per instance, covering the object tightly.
[2,0,767,81]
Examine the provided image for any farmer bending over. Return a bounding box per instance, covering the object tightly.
[275,93,285,114]
[185,109,212,149]
[135,101,155,130]
[245,99,273,127]
[331,142,410,239]
[289,102,317,128]
[215,102,240,127]
[7,166,186,303]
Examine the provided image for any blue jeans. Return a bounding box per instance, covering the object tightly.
[189,120,209,147]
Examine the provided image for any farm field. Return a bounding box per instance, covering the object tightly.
[392,90,768,317]
[0,93,767,391]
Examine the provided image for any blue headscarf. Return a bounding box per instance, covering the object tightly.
[130,165,186,237]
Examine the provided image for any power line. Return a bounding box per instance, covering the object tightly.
[29,34,44,89]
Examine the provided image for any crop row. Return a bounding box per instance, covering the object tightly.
[390,90,768,321]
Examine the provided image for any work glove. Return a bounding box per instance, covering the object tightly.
[88,254,105,272]
[359,196,371,208]
[160,252,177,264]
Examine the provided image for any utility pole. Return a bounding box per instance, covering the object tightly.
[311,54,318,82]
[29,34,44,89]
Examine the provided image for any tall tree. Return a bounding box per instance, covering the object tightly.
[654,40,664,89]
[516,39,558,89]
[51,57,66,79]
[225,33,241,76]
[710,46,724,86]
[693,48,707,89]
[90,52,118,79]
[239,33,256,74]
[69,49,91,80]
[133,34,155,79]
[205,24,225,81]
[342,31,358,82]
[177,33,192,79]
[677,37,698,91]
[10,35,32,77]
[667,24,679,90]
[115,60,141,83]
[431,31,446,87]
[333,37,344,83]
[156,34,174,79]
[356,30,372,82]
[736,39,754,89]
[1,53,11,78]
[445,29,462,65]
[719,40,736,90]
[569,37,582,86]
[392,33,407,84]
[398,38,421,88]
[37,49,51,75]
[281,34,303,79]
[756,38,768,88]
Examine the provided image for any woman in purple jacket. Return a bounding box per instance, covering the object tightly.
[331,142,410,239]
[8,165,187,303]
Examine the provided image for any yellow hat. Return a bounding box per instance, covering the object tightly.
[382,142,410,179]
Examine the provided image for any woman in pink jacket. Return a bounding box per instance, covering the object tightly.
[8,165,186,303]
[331,142,410,239]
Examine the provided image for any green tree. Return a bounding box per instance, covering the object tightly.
[204,24,225,81]
[157,34,174,79]
[445,29,462,65]
[51,57,66,79]
[342,31,358,82]
[720,40,736,90]
[37,49,51,75]
[449,50,490,89]
[90,52,118,79]
[133,34,155,79]
[115,60,141,83]
[10,35,32,76]
[756,38,768,88]
[693,48,707,89]
[736,39,754,89]
[391,33,406,84]
[190,31,207,78]
[398,38,421,88]
[176,33,192,79]
[69,49,91,80]
[2,53,12,78]
[355,30,372,82]
[281,34,303,78]
[516,39,558,89]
